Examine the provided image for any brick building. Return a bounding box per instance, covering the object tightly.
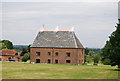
[30,31,84,65]
[0,49,21,62]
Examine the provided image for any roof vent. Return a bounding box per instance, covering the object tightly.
[55,25,59,32]
[70,25,74,32]
[40,24,45,32]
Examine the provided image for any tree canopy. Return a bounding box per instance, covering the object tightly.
[1,40,13,49]
[101,19,120,68]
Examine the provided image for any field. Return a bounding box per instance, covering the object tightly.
[2,62,119,79]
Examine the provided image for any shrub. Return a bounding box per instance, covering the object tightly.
[22,53,30,62]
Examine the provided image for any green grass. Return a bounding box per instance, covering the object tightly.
[2,62,119,79]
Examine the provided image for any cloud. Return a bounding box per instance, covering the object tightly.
[2,2,118,48]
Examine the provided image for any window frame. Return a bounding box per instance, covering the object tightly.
[48,59,51,63]
[55,52,58,56]
[36,52,40,56]
[66,60,71,63]
[48,52,51,56]
[66,52,71,57]
[55,59,58,64]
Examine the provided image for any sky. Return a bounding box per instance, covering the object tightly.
[1,0,119,48]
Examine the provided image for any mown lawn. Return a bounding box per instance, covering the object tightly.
[2,62,119,79]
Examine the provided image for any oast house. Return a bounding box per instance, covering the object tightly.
[30,31,84,65]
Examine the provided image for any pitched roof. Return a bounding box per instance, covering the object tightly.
[0,49,17,55]
[31,31,84,48]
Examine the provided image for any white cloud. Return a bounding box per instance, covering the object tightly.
[2,2,118,48]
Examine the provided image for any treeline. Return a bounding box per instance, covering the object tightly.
[13,45,30,52]
[84,48,101,65]
[0,40,30,52]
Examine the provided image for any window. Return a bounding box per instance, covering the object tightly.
[55,60,58,64]
[66,60,71,63]
[15,53,18,56]
[66,52,71,57]
[55,52,58,56]
[48,52,51,56]
[36,52,40,56]
[48,59,51,63]
[36,59,40,63]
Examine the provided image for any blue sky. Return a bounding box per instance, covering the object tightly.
[1,1,119,48]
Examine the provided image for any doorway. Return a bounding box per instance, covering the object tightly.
[36,59,40,63]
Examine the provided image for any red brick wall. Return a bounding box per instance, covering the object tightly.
[0,55,22,62]
[30,48,84,65]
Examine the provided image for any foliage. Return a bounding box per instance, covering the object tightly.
[20,48,28,56]
[22,53,30,62]
[84,48,101,64]
[93,54,100,65]
[101,19,120,68]
[102,58,111,65]
[1,40,13,49]
[27,44,31,52]
[85,55,93,63]
[13,45,28,52]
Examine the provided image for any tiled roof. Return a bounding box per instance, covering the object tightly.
[31,31,84,48]
[0,49,17,55]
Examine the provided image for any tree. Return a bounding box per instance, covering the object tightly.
[22,53,30,62]
[20,48,28,56]
[93,54,100,65]
[101,41,111,65]
[101,19,120,68]
[27,44,31,52]
[1,40,13,49]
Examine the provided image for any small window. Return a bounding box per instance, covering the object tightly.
[66,60,71,63]
[48,52,51,56]
[66,52,70,57]
[55,60,58,64]
[36,52,40,56]
[48,59,51,63]
[15,53,18,56]
[55,52,58,56]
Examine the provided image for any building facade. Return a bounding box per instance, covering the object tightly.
[0,49,21,62]
[30,31,84,65]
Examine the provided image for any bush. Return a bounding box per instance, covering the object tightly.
[93,54,100,65]
[22,53,30,62]
[102,58,111,65]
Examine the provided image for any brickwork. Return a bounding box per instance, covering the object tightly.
[30,48,84,65]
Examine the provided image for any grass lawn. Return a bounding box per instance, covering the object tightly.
[2,62,119,79]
